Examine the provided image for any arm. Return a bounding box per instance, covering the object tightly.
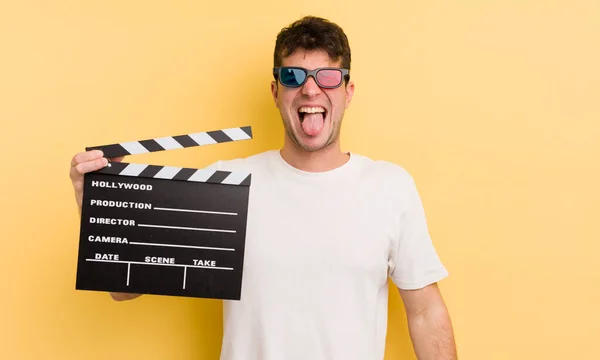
[110,292,142,301]
[399,283,457,360]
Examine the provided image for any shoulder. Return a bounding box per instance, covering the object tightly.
[349,152,425,209]
[206,150,278,173]
[351,153,429,218]
[351,152,417,188]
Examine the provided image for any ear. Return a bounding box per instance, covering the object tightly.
[271,80,278,104]
[344,80,355,108]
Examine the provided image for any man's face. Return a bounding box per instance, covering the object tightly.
[271,49,354,152]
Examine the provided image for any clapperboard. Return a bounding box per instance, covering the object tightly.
[75,126,252,300]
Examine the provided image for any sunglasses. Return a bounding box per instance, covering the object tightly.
[273,66,350,89]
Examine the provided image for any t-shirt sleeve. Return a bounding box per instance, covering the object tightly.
[203,160,221,170]
[388,175,448,290]
[203,157,248,172]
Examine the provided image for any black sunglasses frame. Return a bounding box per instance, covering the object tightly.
[273,67,350,89]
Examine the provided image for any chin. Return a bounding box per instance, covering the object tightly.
[282,115,339,152]
[294,131,336,152]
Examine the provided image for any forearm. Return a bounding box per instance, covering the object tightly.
[110,292,142,301]
[407,305,457,360]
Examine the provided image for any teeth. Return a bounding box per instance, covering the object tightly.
[298,106,325,114]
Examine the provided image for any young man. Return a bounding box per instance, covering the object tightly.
[69,16,456,360]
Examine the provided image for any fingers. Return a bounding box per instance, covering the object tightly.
[69,150,108,181]
[71,149,104,167]
[69,151,127,179]
[74,157,108,175]
[70,149,123,211]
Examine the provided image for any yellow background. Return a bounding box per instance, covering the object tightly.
[1,1,598,359]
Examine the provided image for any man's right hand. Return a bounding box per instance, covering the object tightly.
[69,150,124,212]
[69,150,141,301]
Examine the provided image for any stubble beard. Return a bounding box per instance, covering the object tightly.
[282,112,343,153]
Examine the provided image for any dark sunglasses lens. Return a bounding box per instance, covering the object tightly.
[316,69,343,87]
[280,68,306,87]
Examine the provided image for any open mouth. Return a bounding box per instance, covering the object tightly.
[298,106,326,121]
[298,106,327,136]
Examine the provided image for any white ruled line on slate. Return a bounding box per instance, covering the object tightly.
[153,207,238,216]
[137,223,236,233]
[86,258,234,270]
[183,267,187,290]
[129,241,235,252]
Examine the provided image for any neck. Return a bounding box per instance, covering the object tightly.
[279,139,350,172]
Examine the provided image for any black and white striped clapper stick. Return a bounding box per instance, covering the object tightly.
[85,126,253,186]
[86,125,252,158]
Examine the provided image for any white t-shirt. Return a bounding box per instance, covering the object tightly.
[207,150,448,360]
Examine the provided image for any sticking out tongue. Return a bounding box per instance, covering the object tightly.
[301,113,324,136]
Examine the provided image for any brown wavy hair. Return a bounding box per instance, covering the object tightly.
[273,16,351,72]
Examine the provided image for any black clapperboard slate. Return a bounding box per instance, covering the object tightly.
[75,126,252,300]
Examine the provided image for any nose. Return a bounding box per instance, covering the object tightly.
[301,75,322,97]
